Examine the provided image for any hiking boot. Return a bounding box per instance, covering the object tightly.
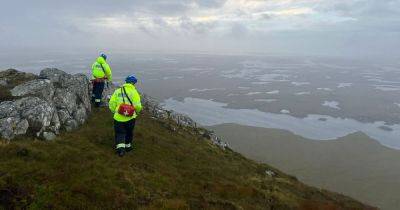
[125,147,133,153]
[117,148,125,157]
[125,143,134,153]
[118,150,125,157]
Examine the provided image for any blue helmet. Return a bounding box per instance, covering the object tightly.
[125,75,138,84]
[100,53,107,60]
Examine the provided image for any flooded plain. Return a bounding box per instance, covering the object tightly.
[163,97,400,149]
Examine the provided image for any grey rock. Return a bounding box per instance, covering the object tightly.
[0,117,29,139]
[57,109,71,125]
[57,108,79,131]
[73,73,90,84]
[79,93,91,113]
[141,93,230,150]
[60,73,91,112]
[0,79,8,86]
[0,101,19,119]
[58,73,75,88]
[74,76,91,112]
[73,105,87,125]
[15,119,29,135]
[172,113,196,127]
[53,88,77,114]
[10,79,55,101]
[0,68,92,140]
[265,170,276,177]
[59,73,83,89]
[39,68,67,83]
[64,119,78,132]
[49,111,61,134]
[211,135,229,150]
[15,97,55,134]
[42,132,57,141]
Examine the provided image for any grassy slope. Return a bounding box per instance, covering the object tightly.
[0,108,373,209]
[211,123,400,210]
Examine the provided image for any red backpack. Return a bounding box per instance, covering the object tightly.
[118,87,135,117]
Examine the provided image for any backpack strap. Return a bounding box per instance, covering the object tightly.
[99,62,106,74]
[122,87,133,106]
[98,62,108,80]
[120,88,125,104]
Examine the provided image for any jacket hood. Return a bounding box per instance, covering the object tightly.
[123,83,136,89]
[96,56,106,64]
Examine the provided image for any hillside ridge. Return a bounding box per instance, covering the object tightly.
[0,69,375,209]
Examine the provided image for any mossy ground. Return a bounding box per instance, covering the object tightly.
[0,69,38,101]
[0,108,373,209]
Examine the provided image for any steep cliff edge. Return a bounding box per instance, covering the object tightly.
[0,69,375,209]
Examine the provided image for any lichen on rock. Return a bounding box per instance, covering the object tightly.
[0,68,92,140]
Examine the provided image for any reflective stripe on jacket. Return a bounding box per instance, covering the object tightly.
[109,83,142,122]
[92,56,112,81]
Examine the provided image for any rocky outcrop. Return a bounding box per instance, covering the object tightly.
[0,68,91,140]
[141,94,230,150]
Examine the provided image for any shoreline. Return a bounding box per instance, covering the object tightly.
[162,97,400,150]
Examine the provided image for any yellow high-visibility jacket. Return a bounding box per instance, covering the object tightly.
[109,83,142,122]
[92,56,112,81]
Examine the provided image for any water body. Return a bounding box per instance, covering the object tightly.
[163,97,400,150]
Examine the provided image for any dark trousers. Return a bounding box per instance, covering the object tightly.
[114,119,136,151]
[92,81,105,107]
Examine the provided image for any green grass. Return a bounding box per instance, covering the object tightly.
[0,108,373,209]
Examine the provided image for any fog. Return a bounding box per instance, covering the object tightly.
[1,0,399,58]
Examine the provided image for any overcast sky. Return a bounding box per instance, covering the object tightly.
[1,0,399,57]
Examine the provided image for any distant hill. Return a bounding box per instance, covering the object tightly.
[211,123,400,210]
